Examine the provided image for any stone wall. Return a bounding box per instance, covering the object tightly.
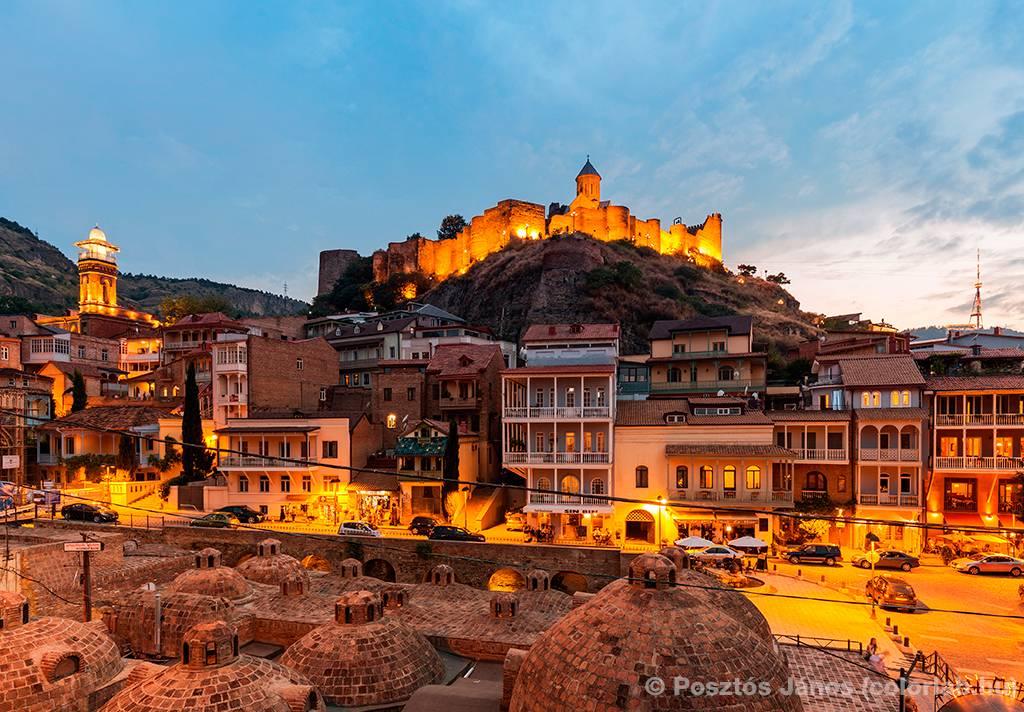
[317,249,361,296]
[248,335,340,413]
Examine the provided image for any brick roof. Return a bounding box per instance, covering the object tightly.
[235,541,308,587]
[615,399,691,426]
[37,405,175,431]
[769,409,851,422]
[522,323,619,342]
[508,555,801,712]
[685,412,773,425]
[926,374,1024,392]
[835,355,925,387]
[665,443,797,458]
[853,407,929,421]
[427,343,502,377]
[649,315,752,339]
[162,311,246,331]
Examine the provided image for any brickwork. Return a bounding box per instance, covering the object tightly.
[235,539,309,586]
[163,550,254,601]
[372,362,427,447]
[317,248,361,296]
[247,336,339,415]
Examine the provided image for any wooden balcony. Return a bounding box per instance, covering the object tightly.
[934,456,1024,471]
[673,489,793,506]
[504,451,610,465]
[793,448,848,463]
[859,493,920,507]
[859,448,920,462]
[503,406,611,420]
[219,455,316,469]
[934,414,1024,426]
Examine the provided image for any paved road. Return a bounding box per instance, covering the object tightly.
[769,559,1024,684]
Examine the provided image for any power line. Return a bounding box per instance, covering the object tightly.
[3,406,1020,538]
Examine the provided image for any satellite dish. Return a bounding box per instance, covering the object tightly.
[717,390,726,397]
[752,392,760,400]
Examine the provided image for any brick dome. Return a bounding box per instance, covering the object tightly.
[509,554,802,712]
[165,549,253,601]
[236,539,308,586]
[280,591,445,708]
[102,589,237,659]
[0,608,123,712]
[102,621,325,712]
[0,589,30,629]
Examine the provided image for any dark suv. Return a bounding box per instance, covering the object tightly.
[428,525,485,542]
[214,505,264,524]
[786,543,842,566]
[409,516,439,536]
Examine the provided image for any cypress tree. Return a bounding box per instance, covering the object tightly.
[70,370,88,412]
[441,418,460,520]
[181,362,210,481]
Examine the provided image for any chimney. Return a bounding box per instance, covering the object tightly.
[994,326,1002,335]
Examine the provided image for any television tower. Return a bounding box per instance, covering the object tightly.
[969,249,983,329]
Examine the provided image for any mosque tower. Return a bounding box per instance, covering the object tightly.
[73,225,120,313]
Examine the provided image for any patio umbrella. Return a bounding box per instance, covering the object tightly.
[728,535,769,550]
[675,536,714,548]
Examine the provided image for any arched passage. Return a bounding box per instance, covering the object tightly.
[624,509,655,543]
[487,567,526,592]
[363,558,397,582]
[551,571,588,594]
[301,554,331,572]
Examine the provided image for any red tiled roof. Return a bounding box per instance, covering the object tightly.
[769,410,851,422]
[616,399,690,426]
[853,407,929,421]
[161,312,246,332]
[427,343,502,377]
[665,443,797,458]
[522,323,619,342]
[685,412,773,425]
[835,355,925,387]
[38,405,176,431]
[926,375,1024,392]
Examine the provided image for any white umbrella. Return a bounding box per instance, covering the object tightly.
[675,536,714,548]
[728,535,768,549]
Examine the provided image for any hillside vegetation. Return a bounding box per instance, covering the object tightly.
[0,217,307,317]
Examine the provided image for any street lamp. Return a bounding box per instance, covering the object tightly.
[866,531,881,574]
[657,496,666,547]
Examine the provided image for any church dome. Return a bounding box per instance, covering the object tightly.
[88,225,107,242]
[280,591,445,708]
[102,621,324,712]
[508,553,802,712]
[165,548,253,601]
[0,593,124,712]
[236,539,308,587]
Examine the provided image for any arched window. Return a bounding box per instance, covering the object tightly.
[804,471,827,492]
[718,365,736,381]
[238,475,249,493]
[699,466,714,489]
[745,465,761,490]
[50,655,80,681]
[635,466,649,488]
[560,475,580,494]
[667,367,682,383]
[861,392,870,408]
[890,391,900,407]
[723,465,736,491]
[872,391,881,407]
[536,476,551,499]
[590,478,605,495]
[675,465,688,489]
[901,391,910,406]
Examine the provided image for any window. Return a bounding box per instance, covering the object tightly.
[964,437,982,457]
[259,475,270,493]
[995,437,1014,457]
[383,387,392,401]
[281,475,291,493]
[723,466,736,491]
[296,358,303,371]
[386,414,397,429]
[667,367,682,383]
[745,465,761,490]
[899,473,912,494]
[804,471,827,492]
[712,341,726,352]
[890,391,900,407]
[635,466,649,488]
[872,391,881,407]
[565,387,576,407]
[278,441,291,458]
[65,437,75,455]
[939,437,958,457]
[322,440,338,459]
[100,348,108,362]
[675,465,688,489]
[583,388,592,407]
[47,654,81,682]
[535,432,545,452]
[879,473,890,494]
[718,365,736,381]
[944,479,977,511]
[673,343,686,354]
[596,431,606,452]
[564,431,576,452]
[699,466,714,489]
[837,474,847,492]
[407,387,416,401]
[901,391,910,406]
[77,345,86,359]
[590,478,605,495]
[238,475,249,493]
[362,373,370,386]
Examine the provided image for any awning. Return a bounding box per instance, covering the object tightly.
[523,503,614,514]
[942,512,986,529]
[671,509,760,523]
[665,444,797,458]
[215,425,320,434]
[971,533,1010,545]
[345,474,400,493]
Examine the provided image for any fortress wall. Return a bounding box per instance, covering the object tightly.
[318,249,361,295]
[606,205,630,241]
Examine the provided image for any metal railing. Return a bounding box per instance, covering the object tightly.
[502,406,611,419]
[773,634,863,654]
[934,456,1024,471]
[859,493,920,507]
[504,452,611,465]
[649,378,764,393]
[528,492,609,505]
[218,455,316,468]
[794,448,847,462]
[935,413,1024,426]
[859,448,920,462]
[673,489,793,505]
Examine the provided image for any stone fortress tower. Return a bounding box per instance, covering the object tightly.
[319,159,724,291]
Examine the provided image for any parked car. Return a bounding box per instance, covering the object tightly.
[851,550,920,572]
[785,543,842,566]
[408,516,439,536]
[953,554,1024,577]
[428,525,485,542]
[214,505,264,524]
[692,545,744,563]
[188,512,240,529]
[338,521,382,538]
[505,510,525,532]
[865,575,919,611]
[61,503,119,523]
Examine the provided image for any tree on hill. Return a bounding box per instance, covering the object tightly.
[181,363,215,482]
[159,294,234,323]
[441,418,460,521]
[70,370,88,413]
[0,295,39,315]
[437,215,468,241]
[766,272,791,285]
[405,232,425,241]
[737,264,758,277]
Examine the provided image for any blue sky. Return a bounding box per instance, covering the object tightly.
[1,1,1022,328]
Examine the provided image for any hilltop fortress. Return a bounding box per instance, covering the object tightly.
[319,159,723,292]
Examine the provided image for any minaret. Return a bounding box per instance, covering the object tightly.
[575,155,601,202]
[969,248,983,330]
[74,225,120,313]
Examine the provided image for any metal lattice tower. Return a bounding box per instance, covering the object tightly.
[970,249,983,329]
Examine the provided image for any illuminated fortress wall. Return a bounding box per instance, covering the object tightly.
[371,161,723,284]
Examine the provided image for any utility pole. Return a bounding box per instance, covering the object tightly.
[64,535,104,622]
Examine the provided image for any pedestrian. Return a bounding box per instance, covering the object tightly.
[864,637,878,661]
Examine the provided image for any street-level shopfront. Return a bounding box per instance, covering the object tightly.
[522,501,615,544]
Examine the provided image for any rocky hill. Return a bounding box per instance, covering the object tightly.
[421,234,820,356]
[0,217,307,317]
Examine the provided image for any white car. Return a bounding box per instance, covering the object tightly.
[337,521,382,538]
[692,545,744,563]
[953,554,1024,577]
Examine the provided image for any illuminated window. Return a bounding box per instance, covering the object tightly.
[699,466,713,489]
[564,432,576,452]
[939,437,958,457]
[964,437,982,457]
[861,392,870,408]
[745,465,761,490]
[901,391,910,406]
[723,466,736,491]
[675,466,688,489]
[386,414,397,429]
[890,391,900,407]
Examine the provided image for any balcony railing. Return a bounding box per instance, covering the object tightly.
[673,489,793,505]
[219,455,316,468]
[504,452,610,465]
[528,492,609,505]
[215,393,248,405]
[935,414,1024,426]
[794,448,847,462]
[37,454,59,465]
[440,395,481,409]
[649,379,764,393]
[859,448,920,462]
[503,406,611,419]
[859,492,920,507]
[934,456,1024,471]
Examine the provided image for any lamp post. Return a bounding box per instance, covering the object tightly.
[657,496,666,548]
[866,531,881,574]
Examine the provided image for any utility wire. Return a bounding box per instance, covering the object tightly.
[3,407,1021,537]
